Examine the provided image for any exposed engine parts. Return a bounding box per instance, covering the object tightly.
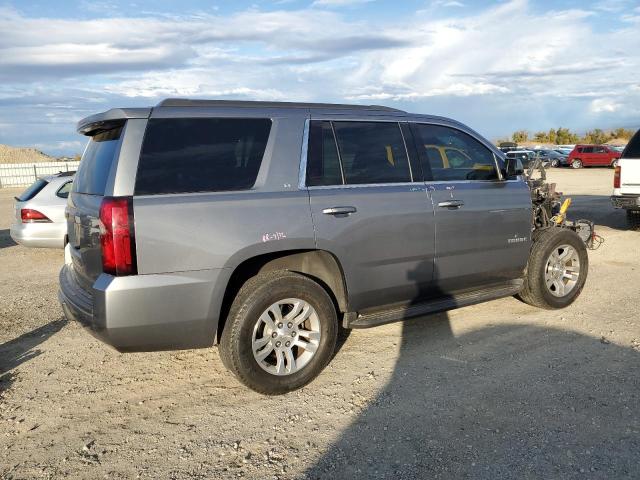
[525,158,604,250]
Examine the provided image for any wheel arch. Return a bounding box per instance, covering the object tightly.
[216,249,349,343]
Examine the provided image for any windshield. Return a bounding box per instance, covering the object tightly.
[73,126,123,195]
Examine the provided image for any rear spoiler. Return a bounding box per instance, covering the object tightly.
[77,108,151,136]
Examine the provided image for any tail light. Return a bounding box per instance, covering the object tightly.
[21,209,51,223]
[614,166,621,189]
[99,197,137,276]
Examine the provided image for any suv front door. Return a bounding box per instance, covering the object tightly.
[304,119,435,311]
[411,123,532,294]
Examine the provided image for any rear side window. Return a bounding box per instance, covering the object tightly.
[73,126,123,195]
[582,146,594,153]
[135,118,271,195]
[306,121,412,186]
[56,181,73,199]
[622,130,640,158]
[413,124,498,181]
[16,178,48,201]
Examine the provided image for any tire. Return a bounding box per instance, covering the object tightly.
[550,159,559,168]
[517,228,588,309]
[219,270,338,395]
[627,210,640,231]
[611,159,619,168]
[571,159,582,169]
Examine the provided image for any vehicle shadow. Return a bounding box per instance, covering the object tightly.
[560,195,630,231]
[0,318,67,397]
[306,259,640,478]
[307,318,640,479]
[0,228,16,249]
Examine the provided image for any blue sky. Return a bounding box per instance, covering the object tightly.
[1,0,639,155]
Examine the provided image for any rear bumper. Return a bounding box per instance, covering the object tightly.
[10,222,65,248]
[58,263,230,352]
[611,195,640,210]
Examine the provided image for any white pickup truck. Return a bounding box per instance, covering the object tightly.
[611,130,640,229]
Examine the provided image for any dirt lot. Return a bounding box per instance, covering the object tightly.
[1,168,639,479]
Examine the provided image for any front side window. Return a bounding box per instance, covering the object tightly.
[582,146,594,153]
[594,146,606,153]
[135,118,272,195]
[413,124,499,181]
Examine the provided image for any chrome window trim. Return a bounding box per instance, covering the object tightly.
[308,181,424,191]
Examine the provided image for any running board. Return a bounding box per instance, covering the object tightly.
[346,281,523,329]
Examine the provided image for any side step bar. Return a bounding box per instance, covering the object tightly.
[345,280,523,329]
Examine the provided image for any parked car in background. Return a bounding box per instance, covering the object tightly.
[506,150,538,168]
[10,172,75,248]
[555,148,573,156]
[498,141,519,153]
[611,130,640,229]
[567,144,621,169]
[532,149,567,167]
[58,99,589,394]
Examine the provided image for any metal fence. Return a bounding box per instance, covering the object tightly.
[0,161,80,188]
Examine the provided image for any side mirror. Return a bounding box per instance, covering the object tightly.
[505,157,524,178]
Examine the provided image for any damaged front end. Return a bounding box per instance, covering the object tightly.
[524,158,602,250]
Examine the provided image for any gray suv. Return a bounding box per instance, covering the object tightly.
[59,99,589,394]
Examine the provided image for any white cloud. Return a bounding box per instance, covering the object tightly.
[312,0,373,6]
[590,98,622,113]
[0,0,639,154]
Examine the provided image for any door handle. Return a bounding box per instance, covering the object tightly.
[322,206,357,216]
[438,200,464,209]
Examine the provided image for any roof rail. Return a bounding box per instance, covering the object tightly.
[156,98,405,113]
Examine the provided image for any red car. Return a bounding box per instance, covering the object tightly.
[567,144,621,169]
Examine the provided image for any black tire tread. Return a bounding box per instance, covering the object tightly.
[219,270,337,395]
[517,228,588,309]
[627,210,640,231]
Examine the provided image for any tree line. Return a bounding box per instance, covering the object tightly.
[501,127,636,145]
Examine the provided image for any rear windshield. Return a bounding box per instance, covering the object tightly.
[622,130,640,159]
[73,126,123,195]
[16,178,48,201]
[135,118,272,195]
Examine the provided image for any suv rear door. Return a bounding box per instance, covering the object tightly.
[619,130,640,195]
[305,119,436,311]
[411,123,531,294]
[592,146,609,166]
[67,118,147,290]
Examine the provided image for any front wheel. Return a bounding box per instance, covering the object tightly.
[517,228,588,309]
[611,159,619,168]
[219,271,338,395]
[571,159,583,169]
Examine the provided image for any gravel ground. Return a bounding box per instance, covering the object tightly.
[1,168,639,479]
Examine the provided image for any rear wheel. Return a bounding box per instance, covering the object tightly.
[219,271,338,395]
[550,159,560,168]
[627,210,640,231]
[518,228,588,309]
[611,159,619,168]
[571,159,583,169]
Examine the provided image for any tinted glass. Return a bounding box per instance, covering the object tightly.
[622,130,640,158]
[332,122,411,184]
[56,181,73,199]
[17,178,48,202]
[73,126,123,195]
[582,146,594,153]
[414,124,498,181]
[136,118,271,195]
[594,146,606,153]
[306,121,342,186]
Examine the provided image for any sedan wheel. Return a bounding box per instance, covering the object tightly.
[571,159,582,169]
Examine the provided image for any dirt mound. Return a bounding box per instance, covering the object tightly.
[0,144,53,164]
